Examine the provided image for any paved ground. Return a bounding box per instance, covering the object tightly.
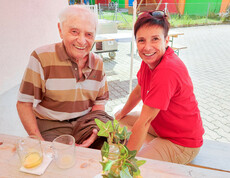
[104,24,230,143]
[0,24,230,143]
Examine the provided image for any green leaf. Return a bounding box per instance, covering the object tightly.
[105,120,114,131]
[113,119,119,129]
[136,160,146,167]
[104,160,114,171]
[95,119,107,136]
[115,126,131,144]
[102,175,109,178]
[97,120,145,178]
[108,172,120,178]
[133,169,141,177]
[120,167,132,178]
[122,126,131,140]
[101,142,109,158]
[118,125,124,134]
[126,158,138,173]
[115,131,124,141]
[100,161,107,171]
[95,118,104,126]
[95,119,113,137]
[119,144,128,157]
[126,147,137,160]
[113,119,123,134]
[113,135,120,144]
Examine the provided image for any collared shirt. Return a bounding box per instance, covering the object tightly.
[137,47,204,147]
[18,42,109,121]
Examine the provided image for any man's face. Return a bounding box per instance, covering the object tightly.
[58,13,96,61]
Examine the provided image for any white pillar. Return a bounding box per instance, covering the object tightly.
[129,0,137,94]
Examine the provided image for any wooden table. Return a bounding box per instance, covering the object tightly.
[168,32,184,47]
[1,134,229,178]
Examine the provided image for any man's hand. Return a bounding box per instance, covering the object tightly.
[75,129,98,148]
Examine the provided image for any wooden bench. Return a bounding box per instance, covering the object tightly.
[172,45,187,56]
[188,139,230,173]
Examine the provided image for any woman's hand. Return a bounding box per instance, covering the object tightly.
[115,84,142,121]
[114,110,125,121]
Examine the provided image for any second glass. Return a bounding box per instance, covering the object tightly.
[52,135,76,169]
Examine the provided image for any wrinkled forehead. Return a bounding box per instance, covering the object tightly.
[64,13,97,31]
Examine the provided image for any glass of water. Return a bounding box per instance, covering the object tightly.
[52,135,76,169]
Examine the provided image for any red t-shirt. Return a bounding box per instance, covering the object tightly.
[137,47,204,147]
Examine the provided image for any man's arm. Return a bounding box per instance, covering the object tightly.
[91,104,105,111]
[115,84,142,120]
[16,101,44,141]
[17,101,98,147]
[127,104,160,152]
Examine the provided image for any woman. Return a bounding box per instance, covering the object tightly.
[115,11,204,164]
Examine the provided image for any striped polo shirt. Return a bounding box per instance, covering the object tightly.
[18,42,109,121]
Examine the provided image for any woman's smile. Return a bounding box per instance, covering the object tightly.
[143,52,156,57]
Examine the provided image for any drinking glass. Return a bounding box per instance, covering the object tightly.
[52,135,76,169]
[17,135,43,169]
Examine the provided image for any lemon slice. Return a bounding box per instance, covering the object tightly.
[23,152,43,168]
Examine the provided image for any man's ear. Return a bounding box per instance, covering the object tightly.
[58,23,63,39]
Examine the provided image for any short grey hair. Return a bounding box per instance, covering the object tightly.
[58,5,98,30]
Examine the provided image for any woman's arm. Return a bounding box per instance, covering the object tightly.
[127,104,160,152]
[115,84,142,120]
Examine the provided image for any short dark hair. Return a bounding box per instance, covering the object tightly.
[134,11,170,38]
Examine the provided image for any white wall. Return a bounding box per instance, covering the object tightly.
[0,0,68,94]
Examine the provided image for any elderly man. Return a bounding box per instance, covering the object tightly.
[17,5,109,148]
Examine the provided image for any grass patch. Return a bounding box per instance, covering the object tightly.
[170,14,223,27]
